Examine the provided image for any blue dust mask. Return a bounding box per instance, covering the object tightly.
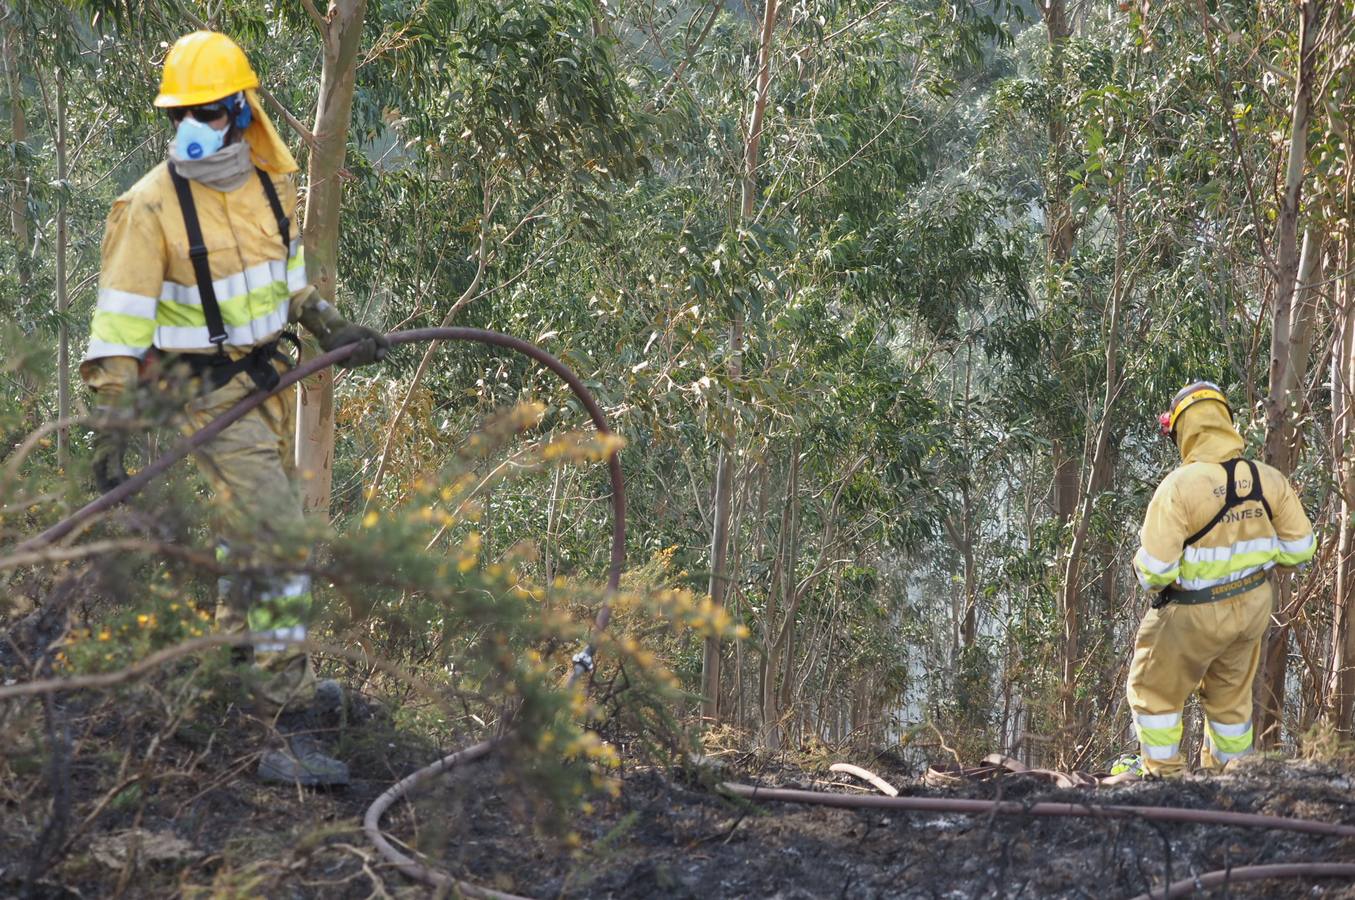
[174,116,227,160]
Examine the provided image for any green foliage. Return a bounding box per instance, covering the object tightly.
[6,0,1353,864]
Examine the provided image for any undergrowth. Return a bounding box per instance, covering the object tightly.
[0,391,741,895]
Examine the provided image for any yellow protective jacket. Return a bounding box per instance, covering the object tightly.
[80,105,306,396]
[1133,400,1316,594]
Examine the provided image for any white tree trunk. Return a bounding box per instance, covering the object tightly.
[296,0,368,518]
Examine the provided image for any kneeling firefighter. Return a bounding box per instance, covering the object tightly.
[80,31,390,786]
[1128,382,1316,777]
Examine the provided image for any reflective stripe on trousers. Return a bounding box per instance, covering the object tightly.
[218,544,312,652]
[1134,711,1183,760]
[1206,718,1253,763]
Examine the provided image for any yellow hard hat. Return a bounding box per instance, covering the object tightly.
[1159,381,1233,436]
[154,31,259,108]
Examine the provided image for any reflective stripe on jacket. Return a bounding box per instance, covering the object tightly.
[1133,399,1315,593]
[81,160,307,372]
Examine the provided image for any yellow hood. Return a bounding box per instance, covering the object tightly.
[1174,398,1244,464]
[243,89,297,174]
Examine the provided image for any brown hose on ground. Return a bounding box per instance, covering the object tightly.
[719,782,1355,838]
[1127,863,1355,900]
[360,739,528,899]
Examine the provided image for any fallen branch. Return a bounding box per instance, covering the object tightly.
[829,762,898,797]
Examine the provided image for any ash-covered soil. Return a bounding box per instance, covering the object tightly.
[4,687,1355,899]
[414,753,1355,899]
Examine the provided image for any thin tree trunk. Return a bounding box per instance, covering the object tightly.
[1253,0,1322,749]
[775,443,802,736]
[1042,0,1073,266]
[1041,0,1080,528]
[1332,167,1355,732]
[1057,195,1127,761]
[702,0,779,723]
[54,71,71,469]
[1262,0,1321,471]
[1259,227,1324,745]
[2,15,29,292]
[296,0,367,518]
[723,465,752,718]
[761,448,796,749]
[739,461,772,731]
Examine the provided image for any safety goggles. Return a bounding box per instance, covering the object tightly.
[171,92,250,127]
[182,102,231,122]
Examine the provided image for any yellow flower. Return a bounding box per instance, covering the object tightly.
[361,510,380,528]
[97,630,111,642]
[136,614,150,627]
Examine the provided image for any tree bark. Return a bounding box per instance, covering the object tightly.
[1262,0,1320,473]
[760,448,795,749]
[2,15,29,293]
[1247,0,1322,751]
[1042,0,1078,529]
[296,0,368,518]
[1057,199,1126,761]
[1332,151,1355,732]
[55,70,69,470]
[702,0,779,724]
[1041,0,1074,268]
[1258,226,1323,741]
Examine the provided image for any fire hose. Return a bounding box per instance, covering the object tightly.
[10,328,1355,899]
[14,327,618,899]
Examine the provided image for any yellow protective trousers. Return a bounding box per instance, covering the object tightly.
[181,363,315,713]
[1126,581,1270,776]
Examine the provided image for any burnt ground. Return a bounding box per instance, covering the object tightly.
[3,687,1355,900]
[419,753,1355,900]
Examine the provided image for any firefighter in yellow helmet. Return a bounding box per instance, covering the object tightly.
[1128,382,1316,777]
[81,31,389,786]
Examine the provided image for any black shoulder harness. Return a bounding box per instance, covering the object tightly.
[1183,458,1274,546]
[166,163,292,352]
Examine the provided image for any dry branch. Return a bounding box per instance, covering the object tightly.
[829,762,899,796]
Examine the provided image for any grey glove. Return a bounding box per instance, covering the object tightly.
[320,322,390,368]
[298,293,390,369]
